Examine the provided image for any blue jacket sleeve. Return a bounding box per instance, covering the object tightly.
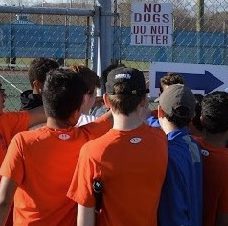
[158,149,190,226]
[146,116,160,128]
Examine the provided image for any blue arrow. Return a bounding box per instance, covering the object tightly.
[155,71,224,94]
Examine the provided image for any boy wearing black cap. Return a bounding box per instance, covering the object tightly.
[157,84,203,226]
[67,67,168,226]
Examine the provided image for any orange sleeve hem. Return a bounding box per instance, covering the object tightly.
[67,192,95,208]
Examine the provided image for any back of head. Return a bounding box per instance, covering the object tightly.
[70,64,100,94]
[106,67,148,116]
[42,68,88,121]
[158,84,196,128]
[160,72,184,93]
[201,91,228,134]
[28,58,59,86]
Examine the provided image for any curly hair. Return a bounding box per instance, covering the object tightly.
[201,91,228,134]
[28,58,59,86]
[160,72,184,93]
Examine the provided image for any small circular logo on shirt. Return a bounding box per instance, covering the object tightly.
[58,134,71,140]
[201,149,210,157]
[130,137,142,144]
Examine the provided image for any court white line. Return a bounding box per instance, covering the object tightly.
[0,75,23,93]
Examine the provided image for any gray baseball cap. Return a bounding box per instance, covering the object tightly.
[157,84,196,118]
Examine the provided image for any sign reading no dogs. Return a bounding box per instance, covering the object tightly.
[131,2,173,46]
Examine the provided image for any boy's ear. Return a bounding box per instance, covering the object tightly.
[158,105,165,118]
[33,80,43,94]
[69,109,81,127]
[83,93,90,105]
[79,94,89,112]
[103,94,111,109]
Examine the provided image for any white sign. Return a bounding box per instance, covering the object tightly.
[149,62,228,98]
[131,2,173,46]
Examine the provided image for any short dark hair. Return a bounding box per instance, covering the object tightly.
[28,58,59,86]
[201,91,228,134]
[42,68,88,121]
[108,93,146,116]
[70,64,100,95]
[160,73,184,93]
[164,106,192,128]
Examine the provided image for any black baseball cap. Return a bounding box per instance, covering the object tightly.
[158,84,196,118]
[106,67,149,95]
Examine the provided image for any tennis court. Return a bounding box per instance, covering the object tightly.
[0,70,30,111]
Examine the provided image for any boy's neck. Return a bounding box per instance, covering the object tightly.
[46,117,75,129]
[160,118,179,135]
[112,111,144,131]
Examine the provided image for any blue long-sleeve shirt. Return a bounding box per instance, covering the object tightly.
[158,128,203,226]
[146,115,160,127]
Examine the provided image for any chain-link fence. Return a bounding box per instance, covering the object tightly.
[112,0,228,71]
[0,0,227,110]
[0,1,95,110]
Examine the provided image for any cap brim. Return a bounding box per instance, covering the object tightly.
[154,97,160,102]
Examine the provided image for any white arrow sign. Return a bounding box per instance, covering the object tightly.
[149,62,228,98]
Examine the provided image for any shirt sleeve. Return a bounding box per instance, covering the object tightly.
[0,133,25,185]
[7,111,30,136]
[81,113,112,139]
[67,143,100,207]
[146,116,160,128]
[158,148,190,226]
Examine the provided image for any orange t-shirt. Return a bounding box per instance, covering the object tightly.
[0,111,29,165]
[0,114,112,226]
[194,137,228,226]
[67,124,168,226]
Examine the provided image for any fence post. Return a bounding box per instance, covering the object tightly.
[91,5,100,73]
[196,0,204,64]
[223,20,227,65]
[97,0,113,75]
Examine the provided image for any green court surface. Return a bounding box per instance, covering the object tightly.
[0,71,30,111]
[0,58,151,111]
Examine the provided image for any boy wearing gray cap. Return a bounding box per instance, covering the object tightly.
[157,84,203,226]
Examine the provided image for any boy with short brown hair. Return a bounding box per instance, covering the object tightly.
[0,68,112,226]
[70,65,101,126]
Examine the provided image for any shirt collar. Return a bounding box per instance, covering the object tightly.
[167,127,189,141]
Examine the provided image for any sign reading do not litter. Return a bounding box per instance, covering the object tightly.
[131,2,173,46]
